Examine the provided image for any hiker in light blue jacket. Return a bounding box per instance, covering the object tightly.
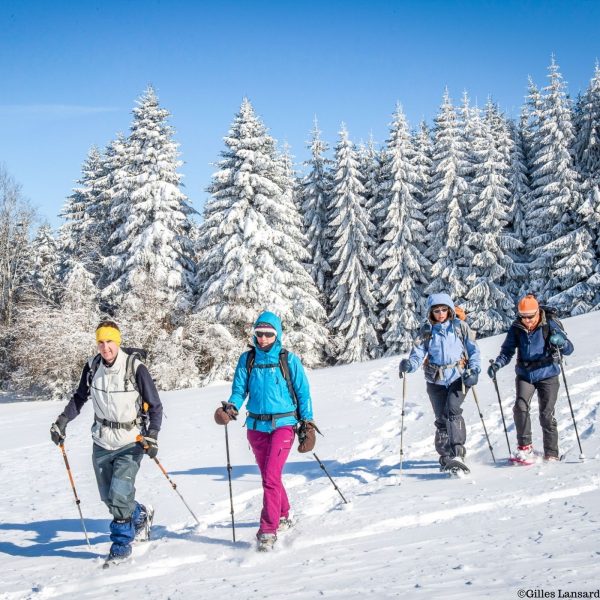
[399,293,480,469]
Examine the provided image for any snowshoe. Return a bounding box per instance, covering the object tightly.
[134,504,154,542]
[256,533,277,552]
[278,516,294,533]
[509,444,536,466]
[543,455,561,462]
[441,456,470,476]
[102,543,132,569]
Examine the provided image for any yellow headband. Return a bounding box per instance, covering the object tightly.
[96,326,121,346]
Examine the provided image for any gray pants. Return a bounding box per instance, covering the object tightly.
[92,442,143,520]
[514,376,560,458]
[426,379,466,458]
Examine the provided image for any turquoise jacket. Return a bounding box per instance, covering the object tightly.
[227,311,313,433]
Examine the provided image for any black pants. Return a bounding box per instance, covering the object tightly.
[426,379,466,458]
[514,376,560,458]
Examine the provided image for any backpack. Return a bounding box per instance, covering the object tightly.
[454,305,467,321]
[245,347,300,418]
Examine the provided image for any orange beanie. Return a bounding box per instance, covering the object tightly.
[518,294,539,316]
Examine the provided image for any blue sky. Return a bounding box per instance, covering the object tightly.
[1,0,599,228]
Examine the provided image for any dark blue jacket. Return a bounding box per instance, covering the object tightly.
[495,312,574,383]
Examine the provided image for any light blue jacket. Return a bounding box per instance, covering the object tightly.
[406,293,481,387]
[227,311,313,433]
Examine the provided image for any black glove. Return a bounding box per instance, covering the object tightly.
[214,402,239,425]
[487,361,500,379]
[549,331,567,349]
[141,429,159,459]
[50,415,69,445]
[462,368,479,387]
[399,359,411,377]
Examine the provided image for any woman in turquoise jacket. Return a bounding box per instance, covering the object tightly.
[214,311,316,551]
[399,293,481,471]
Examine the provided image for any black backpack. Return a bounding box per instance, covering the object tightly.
[245,347,300,418]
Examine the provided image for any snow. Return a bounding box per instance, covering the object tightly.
[1,312,599,599]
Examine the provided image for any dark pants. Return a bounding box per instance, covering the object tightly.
[92,443,144,521]
[426,379,467,458]
[514,376,560,457]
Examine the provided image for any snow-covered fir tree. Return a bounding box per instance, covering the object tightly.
[196,98,328,373]
[327,124,378,362]
[357,137,384,265]
[424,90,472,303]
[58,146,105,282]
[101,86,196,317]
[459,92,483,218]
[506,116,531,297]
[464,120,518,334]
[412,121,433,217]
[375,105,430,354]
[298,119,333,298]
[574,63,600,308]
[95,133,129,286]
[528,59,595,313]
[29,224,60,305]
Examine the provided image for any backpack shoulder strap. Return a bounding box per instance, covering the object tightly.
[279,349,300,418]
[416,322,433,349]
[124,351,142,393]
[245,347,256,396]
[86,354,102,388]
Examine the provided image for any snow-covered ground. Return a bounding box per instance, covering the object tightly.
[1,313,599,600]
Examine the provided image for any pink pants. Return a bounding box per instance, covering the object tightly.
[247,426,295,535]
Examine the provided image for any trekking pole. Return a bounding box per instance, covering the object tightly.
[135,435,200,525]
[490,360,512,457]
[470,386,496,463]
[224,424,236,543]
[557,349,585,460]
[58,444,92,549]
[398,372,407,483]
[313,453,348,504]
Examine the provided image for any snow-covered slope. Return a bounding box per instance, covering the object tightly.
[2,313,599,599]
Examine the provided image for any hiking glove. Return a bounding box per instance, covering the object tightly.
[50,415,68,445]
[141,430,159,459]
[297,420,318,453]
[462,368,479,387]
[399,359,412,377]
[487,362,500,379]
[214,402,238,425]
[549,331,567,349]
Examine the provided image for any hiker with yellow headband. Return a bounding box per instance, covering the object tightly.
[50,320,163,565]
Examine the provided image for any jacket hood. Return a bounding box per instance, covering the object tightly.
[427,293,456,322]
[253,311,283,356]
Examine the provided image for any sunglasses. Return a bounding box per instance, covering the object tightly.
[432,307,449,314]
[519,314,537,321]
[255,332,275,339]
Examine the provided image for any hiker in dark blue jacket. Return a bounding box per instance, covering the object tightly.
[488,295,574,462]
[399,293,480,471]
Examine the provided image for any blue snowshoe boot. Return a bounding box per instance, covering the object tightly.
[103,517,134,568]
[133,502,154,542]
[103,542,132,568]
